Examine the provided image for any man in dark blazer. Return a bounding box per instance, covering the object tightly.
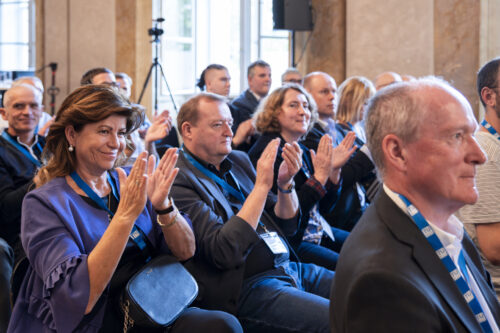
[231,60,271,129]
[302,71,378,231]
[331,77,500,332]
[171,92,334,333]
[230,60,271,151]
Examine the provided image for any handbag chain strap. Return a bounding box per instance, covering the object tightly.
[122,299,135,333]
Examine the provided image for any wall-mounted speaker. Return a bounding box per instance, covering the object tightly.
[273,0,313,31]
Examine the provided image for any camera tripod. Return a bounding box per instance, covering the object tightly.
[137,18,177,115]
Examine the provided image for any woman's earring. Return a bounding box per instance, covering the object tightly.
[68,145,74,152]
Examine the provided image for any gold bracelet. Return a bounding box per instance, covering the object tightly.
[157,208,179,228]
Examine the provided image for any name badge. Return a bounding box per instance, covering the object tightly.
[261,232,288,254]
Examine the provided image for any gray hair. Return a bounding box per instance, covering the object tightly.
[3,83,42,107]
[281,67,301,83]
[365,76,462,178]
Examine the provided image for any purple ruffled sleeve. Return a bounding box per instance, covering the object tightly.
[20,184,92,332]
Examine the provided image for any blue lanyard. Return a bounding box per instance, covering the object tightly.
[183,149,246,204]
[2,131,42,167]
[182,149,271,231]
[398,194,493,333]
[481,119,500,141]
[70,171,149,256]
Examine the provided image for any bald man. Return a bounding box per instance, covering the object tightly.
[0,84,45,331]
[374,71,402,91]
[302,72,378,231]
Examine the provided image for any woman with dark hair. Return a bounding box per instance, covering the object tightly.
[8,85,242,332]
[248,84,356,270]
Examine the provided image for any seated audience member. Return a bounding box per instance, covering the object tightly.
[230,60,271,151]
[12,76,53,136]
[373,71,402,91]
[333,76,379,227]
[336,76,374,145]
[115,72,133,99]
[302,72,378,231]
[0,83,43,332]
[196,63,255,151]
[8,85,242,333]
[281,68,303,85]
[171,92,334,333]
[248,84,356,270]
[331,77,500,332]
[231,60,272,127]
[197,64,231,97]
[458,57,500,301]
[115,72,178,158]
[80,67,117,86]
[80,68,170,165]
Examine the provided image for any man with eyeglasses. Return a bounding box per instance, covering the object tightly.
[0,84,45,331]
[281,68,303,85]
[458,57,500,302]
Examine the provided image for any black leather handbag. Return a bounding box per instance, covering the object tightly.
[120,255,198,330]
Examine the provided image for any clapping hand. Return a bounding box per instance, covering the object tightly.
[145,110,173,143]
[115,151,149,222]
[277,142,302,189]
[146,148,179,210]
[329,131,357,184]
[311,134,334,186]
[332,132,356,169]
[255,138,280,191]
[232,118,255,146]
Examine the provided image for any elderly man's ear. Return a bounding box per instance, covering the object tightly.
[0,107,7,121]
[382,134,409,173]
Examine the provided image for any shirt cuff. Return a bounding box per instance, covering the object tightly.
[305,176,327,197]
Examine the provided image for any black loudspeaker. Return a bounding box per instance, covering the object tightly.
[273,0,313,31]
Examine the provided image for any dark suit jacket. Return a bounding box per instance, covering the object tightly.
[331,190,500,332]
[0,135,45,247]
[301,123,376,231]
[230,89,259,132]
[171,150,299,314]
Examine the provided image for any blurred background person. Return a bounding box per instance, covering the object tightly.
[281,68,303,85]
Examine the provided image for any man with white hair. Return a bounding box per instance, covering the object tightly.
[0,83,44,331]
[458,57,500,301]
[331,77,500,332]
[1,76,52,135]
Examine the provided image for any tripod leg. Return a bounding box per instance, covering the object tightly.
[157,63,178,113]
[138,63,155,104]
